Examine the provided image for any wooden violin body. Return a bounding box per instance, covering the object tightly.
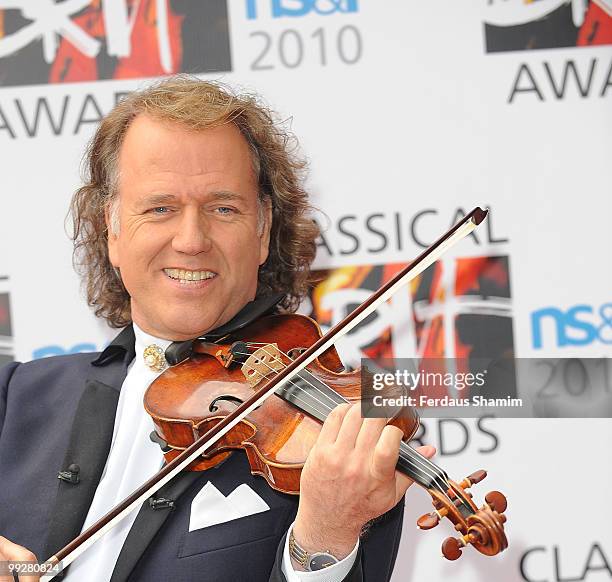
[145,313,419,494]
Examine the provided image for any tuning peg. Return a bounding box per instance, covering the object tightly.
[485,490,508,513]
[460,469,487,489]
[417,511,440,530]
[442,536,464,560]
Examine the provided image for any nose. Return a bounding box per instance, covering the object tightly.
[171,208,212,255]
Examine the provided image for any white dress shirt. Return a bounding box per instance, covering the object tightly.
[64,324,357,581]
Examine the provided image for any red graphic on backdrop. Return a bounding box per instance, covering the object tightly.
[0,1,231,86]
[50,0,184,83]
[484,0,612,52]
[412,256,512,360]
[0,295,9,336]
[578,1,612,44]
[309,264,409,365]
[307,256,515,398]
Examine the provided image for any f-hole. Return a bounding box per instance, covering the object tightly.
[209,394,245,412]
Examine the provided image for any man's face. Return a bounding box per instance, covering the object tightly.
[107,116,271,340]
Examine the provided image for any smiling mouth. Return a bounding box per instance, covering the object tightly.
[163,268,217,284]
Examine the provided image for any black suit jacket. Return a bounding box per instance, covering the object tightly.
[0,326,404,581]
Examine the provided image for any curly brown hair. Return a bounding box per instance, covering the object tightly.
[70,76,319,328]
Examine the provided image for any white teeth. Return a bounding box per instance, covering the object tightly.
[163,269,215,283]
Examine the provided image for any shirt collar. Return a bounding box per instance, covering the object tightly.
[132,323,173,364]
[92,323,175,369]
[93,293,286,368]
[92,325,136,367]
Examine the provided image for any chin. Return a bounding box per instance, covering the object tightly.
[165,321,211,341]
[164,311,226,340]
[158,298,246,340]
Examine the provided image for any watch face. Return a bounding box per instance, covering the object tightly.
[309,553,339,571]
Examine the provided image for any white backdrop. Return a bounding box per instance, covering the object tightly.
[1,1,611,580]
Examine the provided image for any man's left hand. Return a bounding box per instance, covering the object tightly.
[293,403,436,562]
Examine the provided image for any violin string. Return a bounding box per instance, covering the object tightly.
[266,350,473,511]
[282,360,463,508]
[240,342,456,493]
[233,346,461,509]
[236,351,457,508]
[236,344,454,497]
[255,346,474,514]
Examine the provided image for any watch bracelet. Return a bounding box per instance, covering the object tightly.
[288,529,339,571]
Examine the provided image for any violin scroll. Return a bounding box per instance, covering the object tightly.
[417,468,508,560]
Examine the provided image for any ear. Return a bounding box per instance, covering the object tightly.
[258,198,272,266]
[105,204,120,268]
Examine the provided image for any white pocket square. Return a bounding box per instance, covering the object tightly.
[189,482,270,532]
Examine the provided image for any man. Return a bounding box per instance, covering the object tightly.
[0,77,434,581]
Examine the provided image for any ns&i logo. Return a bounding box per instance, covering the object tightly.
[245,0,358,19]
[531,303,612,348]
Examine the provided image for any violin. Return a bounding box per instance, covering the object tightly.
[41,207,507,579]
[146,311,508,561]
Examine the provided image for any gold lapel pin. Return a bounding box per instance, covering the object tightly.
[143,345,168,373]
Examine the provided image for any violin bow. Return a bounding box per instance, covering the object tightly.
[41,207,489,579]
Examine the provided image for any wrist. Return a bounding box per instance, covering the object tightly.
[288,528,340,572]
[293,513,361,562]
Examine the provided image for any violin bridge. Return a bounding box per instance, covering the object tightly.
[241,344,284,387]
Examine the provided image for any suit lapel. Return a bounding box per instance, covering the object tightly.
[42,324,205,581]
[43,326,135,560]
[109,471,203,582]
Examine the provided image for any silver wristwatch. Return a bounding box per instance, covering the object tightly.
[289,529,340,571]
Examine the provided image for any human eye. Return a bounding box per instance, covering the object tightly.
[149,206,171,215]
[215,206,237,216]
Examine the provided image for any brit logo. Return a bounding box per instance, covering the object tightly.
[304,255,516,398]
[0,275,14,368]
[483,1,612,101]
[484,0,612,53]
[0,1,231,86]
